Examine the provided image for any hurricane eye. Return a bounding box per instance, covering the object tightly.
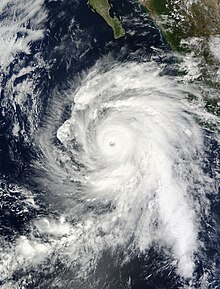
[109,141,116,147]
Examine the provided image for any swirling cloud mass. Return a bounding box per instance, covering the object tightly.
[37,61,210,280]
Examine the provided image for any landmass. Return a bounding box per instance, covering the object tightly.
[88,0,125,39]
[140,0,220,122]
[140,0,220,51]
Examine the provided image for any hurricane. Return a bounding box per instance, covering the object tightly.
[26,59,214,287]
[0,0,219,288]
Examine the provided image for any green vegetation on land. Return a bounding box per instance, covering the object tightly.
[141,0,220,51]
[88,0,125,39]
[140,0,220,132]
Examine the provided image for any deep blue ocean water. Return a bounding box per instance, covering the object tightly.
[0,0,219,288]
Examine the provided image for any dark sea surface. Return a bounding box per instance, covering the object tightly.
[0,0,219,288]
